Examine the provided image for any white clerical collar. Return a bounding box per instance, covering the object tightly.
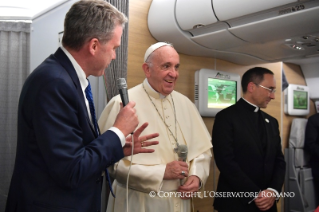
[145,79,166,99]
[242,98,259,112]
[60,46,88,91]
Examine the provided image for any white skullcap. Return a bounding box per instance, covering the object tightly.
[144,42,172,62]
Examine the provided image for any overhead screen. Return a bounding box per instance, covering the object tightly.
[207,78,237,109]
[293,90,308,110]
[195,69,241,117]
[284,84,310,116]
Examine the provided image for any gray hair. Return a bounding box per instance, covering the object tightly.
[62,0,128,50]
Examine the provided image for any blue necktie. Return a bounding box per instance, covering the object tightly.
[85,81,99,135]
[85,80,115,197]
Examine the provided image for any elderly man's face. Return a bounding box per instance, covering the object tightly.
[145,46,180,96]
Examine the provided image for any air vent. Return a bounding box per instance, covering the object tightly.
[194,85,199,101]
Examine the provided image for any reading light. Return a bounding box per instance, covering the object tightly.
[285,44,305,51]
[294,45,303,50]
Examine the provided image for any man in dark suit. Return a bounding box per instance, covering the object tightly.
[305,113,319,204]
[5,1,158,212]
[212,67,286,212]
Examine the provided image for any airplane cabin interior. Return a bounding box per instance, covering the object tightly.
[0,0,319,211]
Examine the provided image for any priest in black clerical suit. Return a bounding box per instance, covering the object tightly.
[212,67,286,212]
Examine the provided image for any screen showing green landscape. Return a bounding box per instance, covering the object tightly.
[207,78,237,109]
[293,90,308,109]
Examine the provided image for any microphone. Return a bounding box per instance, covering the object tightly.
[177,144,188,185]
[177,144,188,162]
[117,78,133,135]
[117,78,129,107]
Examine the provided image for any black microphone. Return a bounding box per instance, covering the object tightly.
[177,144,188,185]
[117,78,133,135]
[117,78,129,107]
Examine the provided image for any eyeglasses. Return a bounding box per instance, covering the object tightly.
[254,83,276,93]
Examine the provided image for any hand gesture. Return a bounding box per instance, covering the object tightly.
[123,122,159,156]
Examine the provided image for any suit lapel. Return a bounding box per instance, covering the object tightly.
[53,48,98,137]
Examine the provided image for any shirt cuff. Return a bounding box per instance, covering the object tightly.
[109,127,126,147]
[267,188,280,200]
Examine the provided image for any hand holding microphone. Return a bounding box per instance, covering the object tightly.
[174,145,201,199]
[113,78,138,137]
[163,145,188,183]
[177,145,188,185]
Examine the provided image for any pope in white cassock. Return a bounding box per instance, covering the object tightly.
[98,42,213,212]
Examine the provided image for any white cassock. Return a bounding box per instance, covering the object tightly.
[98,79,212,212]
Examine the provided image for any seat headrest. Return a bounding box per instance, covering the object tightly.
[289,118,308,148]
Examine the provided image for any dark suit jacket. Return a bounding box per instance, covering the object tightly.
[6,48,124,212]
[212,98,286,212]
[305,113,319,179]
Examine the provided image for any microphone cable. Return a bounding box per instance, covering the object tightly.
[126,134,134,212]
[116,78,133,211]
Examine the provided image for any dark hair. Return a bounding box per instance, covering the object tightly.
[62,0,127,50]
[241,67,274,93]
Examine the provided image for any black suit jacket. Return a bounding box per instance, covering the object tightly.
[6,48,124,212]
[305,113,319,178]
[212,98,286,212]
